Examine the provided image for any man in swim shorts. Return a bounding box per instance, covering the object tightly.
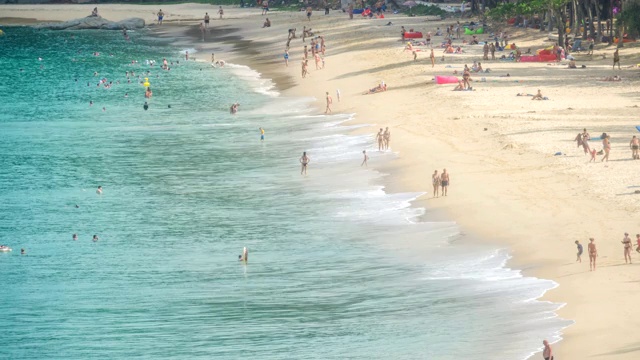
[542,340,553,360]
[306,6,313,21]
[300,152,310,175]
[440,169,450,196]
[204,13,210,28]
[629,135,639,159]
[157,9,164,25]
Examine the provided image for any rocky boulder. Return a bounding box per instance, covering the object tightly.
[35,16,145,30]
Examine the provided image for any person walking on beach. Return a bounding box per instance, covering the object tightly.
[361,150,369,167]
[440,169,450,196]
[218,6,224,19]
[575,240,583,263]
[601,135,611,162]
[430,48,435,68]
[636,234,640,254]
[581,128,591,155]
[262,0,269,15]
[306,6,313,21]
[432,170,440,197]
[613,48,620,70]
[376,128,384,151]
[284,49,289,67]
[630,135,639,159]
[300,152,310,175]
[259,127,265,141]
[588,237,598,271]
[542,340,553,360]
[157,9,165,25]
[383,127,391,150]
[622,232,633,264]
[324,91,332,114]
[204,13,210,28]
[489,42,496,60]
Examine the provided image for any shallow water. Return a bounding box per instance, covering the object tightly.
[0,27,571,359]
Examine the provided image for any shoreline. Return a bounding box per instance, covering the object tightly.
[3,4,640,359]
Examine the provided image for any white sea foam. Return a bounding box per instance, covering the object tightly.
[235,67,573,360]
[225,63,279,97]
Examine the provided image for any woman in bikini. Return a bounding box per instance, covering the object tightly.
[588,238,598,271]
[432,170,440,197]
[622,233,632,264]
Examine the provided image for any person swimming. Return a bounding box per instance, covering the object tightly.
[143,102,149,111]
[92,235,99,242]
[96,186,102,195]
[239,247,248,262]
[73,234,78,241]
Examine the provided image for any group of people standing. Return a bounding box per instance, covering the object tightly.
[575,128,640,161]
[576,233,639,271]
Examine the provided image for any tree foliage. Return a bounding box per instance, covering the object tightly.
[616,1,640,37]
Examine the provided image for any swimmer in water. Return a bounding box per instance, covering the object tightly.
[125,93,128,98]
[21,248,25,255]
[89,101,93,107]
[92,235,99,242]
[97,186,102,195]
[145,87,152,99]
[143,102,149,111]
[73,234,78,241]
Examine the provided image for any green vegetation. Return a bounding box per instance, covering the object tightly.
[616,1,640,39]
[404,4,447,17]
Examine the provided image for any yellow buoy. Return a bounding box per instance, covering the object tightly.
[143,77,150,87]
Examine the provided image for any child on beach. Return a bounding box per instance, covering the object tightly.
[361,150,369,167]
[575,240,583,262]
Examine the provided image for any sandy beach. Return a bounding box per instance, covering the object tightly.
[2,3,640,358]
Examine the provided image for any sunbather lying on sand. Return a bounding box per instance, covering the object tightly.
[364,82,388,94]
[600,75,622,81]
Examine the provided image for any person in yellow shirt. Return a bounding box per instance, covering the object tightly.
[259,127,265,141]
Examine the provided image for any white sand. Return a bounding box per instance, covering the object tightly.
[3,4,640,358]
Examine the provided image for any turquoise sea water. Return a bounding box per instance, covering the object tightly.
[0,27,571,359]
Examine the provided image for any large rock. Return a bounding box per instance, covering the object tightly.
[35,16,145,30]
